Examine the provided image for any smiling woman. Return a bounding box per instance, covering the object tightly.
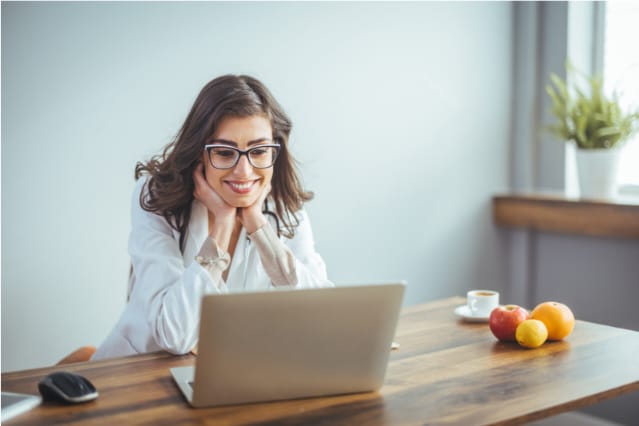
[92,75,333,360]
[2,1,516,374]
[201,116,277,211]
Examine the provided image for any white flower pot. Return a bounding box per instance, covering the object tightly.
[575,148,622,200]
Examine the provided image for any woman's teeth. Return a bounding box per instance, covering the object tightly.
[227,181,256,192]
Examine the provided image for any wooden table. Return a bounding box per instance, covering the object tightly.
[3,297,639,425]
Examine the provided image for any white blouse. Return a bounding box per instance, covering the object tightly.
[93,177,332,360]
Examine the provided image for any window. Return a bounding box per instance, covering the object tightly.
[604,2,639,188]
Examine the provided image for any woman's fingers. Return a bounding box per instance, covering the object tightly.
[238,182,271,233]
[192,163,207,200]
[193,164,234,217]
[258,183,272,206]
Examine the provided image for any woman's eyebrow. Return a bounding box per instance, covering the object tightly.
[247,138,273,146]
[208,138,237,146]
[208,138,272,147]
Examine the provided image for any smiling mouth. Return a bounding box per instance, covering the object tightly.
[225,179,259,194]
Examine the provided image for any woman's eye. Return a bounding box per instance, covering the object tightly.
[251,148,268,156]
[213,149,236,157]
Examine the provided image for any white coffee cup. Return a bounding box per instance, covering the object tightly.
[467,290,499,317]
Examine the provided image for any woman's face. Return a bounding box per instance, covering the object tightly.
[202,115,275,208]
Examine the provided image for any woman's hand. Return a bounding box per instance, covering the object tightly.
[238,183,271,234]
[193,163,236,248]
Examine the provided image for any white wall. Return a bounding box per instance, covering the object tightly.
[1,2,512,371]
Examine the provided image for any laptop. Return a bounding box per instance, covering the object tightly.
[1,392,41,422]
[171,282,405,407]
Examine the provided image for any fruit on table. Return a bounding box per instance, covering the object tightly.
[531,301,575,341]
[489,305,530,341]
[516,319,548,349]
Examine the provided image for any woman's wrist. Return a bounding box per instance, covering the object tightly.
[208,215,235,251]
[241,210,267,235]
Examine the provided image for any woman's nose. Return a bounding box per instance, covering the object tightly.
[233,154,253,176]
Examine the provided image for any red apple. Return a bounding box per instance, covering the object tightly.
[489,305,530,342]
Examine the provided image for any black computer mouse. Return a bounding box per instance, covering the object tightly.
[38,371,98,404]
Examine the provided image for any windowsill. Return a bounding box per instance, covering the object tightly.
[492,192,639,239]
[619,183,639,197]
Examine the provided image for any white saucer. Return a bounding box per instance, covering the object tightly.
[454,305,491,323]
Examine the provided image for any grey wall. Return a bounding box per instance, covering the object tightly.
[534,234,639,330]
[507,3,639,424]
[1,2,512,372]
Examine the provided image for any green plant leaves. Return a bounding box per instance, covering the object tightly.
[545,64,639,149]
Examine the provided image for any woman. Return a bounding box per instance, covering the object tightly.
[93,75,332,360]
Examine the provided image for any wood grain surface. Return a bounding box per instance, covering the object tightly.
[493,194,639,239]
[3,297,639,425]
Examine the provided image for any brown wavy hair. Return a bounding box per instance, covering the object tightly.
[134,74,313,252]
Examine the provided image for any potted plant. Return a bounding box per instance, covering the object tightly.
[546,64,639,199]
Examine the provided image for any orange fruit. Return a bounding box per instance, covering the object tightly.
[531,301,575,340]
[515,319,548,348]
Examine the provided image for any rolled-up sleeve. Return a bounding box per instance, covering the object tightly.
[249,209,333,289]
[128,179,227,355]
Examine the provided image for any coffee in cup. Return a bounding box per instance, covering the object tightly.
[467,290,499,317]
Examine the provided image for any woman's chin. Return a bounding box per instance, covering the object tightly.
[224,195,259,209]
[233,201,253,208]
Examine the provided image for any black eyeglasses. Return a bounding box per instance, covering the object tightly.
[203,144,281,169]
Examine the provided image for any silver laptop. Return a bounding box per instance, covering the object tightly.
[171,282,405,407]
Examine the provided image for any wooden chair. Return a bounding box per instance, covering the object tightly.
[56,346,96,365]
[56,266,131,365]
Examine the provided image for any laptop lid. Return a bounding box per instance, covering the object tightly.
[183,282,405,407]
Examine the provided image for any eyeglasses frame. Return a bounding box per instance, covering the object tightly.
[203,143,281,169]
